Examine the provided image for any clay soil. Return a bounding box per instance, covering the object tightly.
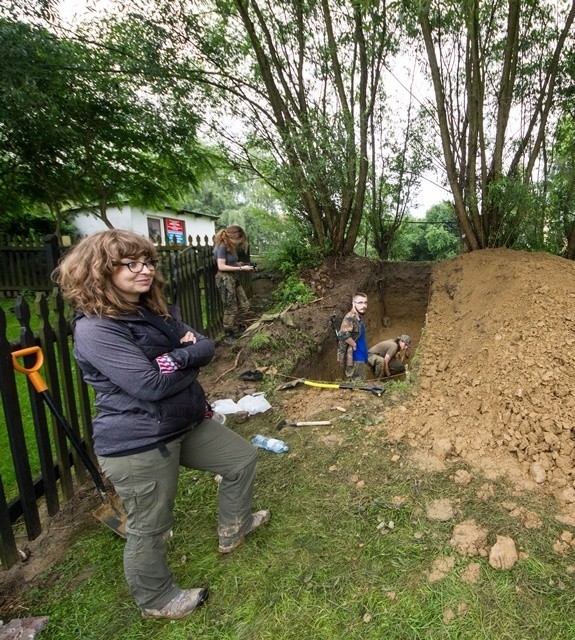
[3,247,575,613]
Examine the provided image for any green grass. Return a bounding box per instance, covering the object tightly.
[1,296,40,497]
[8,394,575,639]
[1,295,25,342]
[0,295,82,499]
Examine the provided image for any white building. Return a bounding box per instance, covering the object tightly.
[70,203,219,246]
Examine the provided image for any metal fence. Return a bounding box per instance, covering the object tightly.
[0,234,252,570]
[0,235,61,297]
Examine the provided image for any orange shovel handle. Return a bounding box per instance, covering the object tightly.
[11,346,48,393]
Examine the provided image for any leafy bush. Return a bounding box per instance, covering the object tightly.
[268,234,324,274]
[271,275,316,308]
[0,209,76,238]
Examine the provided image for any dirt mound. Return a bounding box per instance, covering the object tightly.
[384,248,575,509]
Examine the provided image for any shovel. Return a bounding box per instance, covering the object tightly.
[277,378,385,397]
[330,314,340,340]
[12,346,127,538]
[377,278,392,328]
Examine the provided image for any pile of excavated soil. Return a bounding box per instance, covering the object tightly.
[384,248,575,510]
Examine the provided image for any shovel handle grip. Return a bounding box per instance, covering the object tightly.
[11,346,48,393]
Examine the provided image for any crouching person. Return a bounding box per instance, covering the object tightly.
[368,335,411,379]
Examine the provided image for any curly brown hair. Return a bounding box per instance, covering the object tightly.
[53,230,169,317]
[214,225,249,255]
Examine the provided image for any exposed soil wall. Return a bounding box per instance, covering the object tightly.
[292,259,431,381]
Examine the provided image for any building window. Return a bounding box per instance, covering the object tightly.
[147,217,162,245]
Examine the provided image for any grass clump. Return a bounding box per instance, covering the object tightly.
[249,330,278,352]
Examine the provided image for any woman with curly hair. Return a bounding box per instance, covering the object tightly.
[54,229,270,620]
[213,225,254,344]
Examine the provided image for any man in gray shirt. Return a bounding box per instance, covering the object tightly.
[368,335,411,378]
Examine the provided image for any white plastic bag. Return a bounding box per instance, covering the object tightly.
[236,393,272,416]
[212,394,272,416]
[212,398,241,415]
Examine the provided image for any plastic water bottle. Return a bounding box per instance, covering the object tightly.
[251,434,289,453]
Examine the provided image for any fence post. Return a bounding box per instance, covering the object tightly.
[0,474,19,570]
[43,234,60,279]
[14,296,60,518]
[0,307,42,541]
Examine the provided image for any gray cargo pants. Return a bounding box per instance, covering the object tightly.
[215,272,250,331]
[98,418,258,610]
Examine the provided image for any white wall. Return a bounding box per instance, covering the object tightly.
[72,204,217,245]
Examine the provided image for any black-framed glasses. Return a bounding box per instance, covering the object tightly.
[115,259,159,273]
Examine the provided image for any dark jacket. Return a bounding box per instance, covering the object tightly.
[72,310,215,456]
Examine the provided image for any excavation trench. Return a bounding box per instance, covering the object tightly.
[292,261,432,382]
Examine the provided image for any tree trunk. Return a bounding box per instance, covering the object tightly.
[418,7,479,251]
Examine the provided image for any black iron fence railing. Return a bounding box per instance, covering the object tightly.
[0,234,254,570]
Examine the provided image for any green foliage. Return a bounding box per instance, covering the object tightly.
[483,176,537,248]
[368,107,434,260]
[249,330,277,352]
[120,0,405,255]
[408,0,575,251]
[0,17,211,231]
[271,275,316,308]
[187,172,288,254]
[268,230,325,275]
[0,208,75,238]
[538,114,575,256]
[389,202,461,261]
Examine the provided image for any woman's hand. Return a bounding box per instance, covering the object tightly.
[180,331,197,344]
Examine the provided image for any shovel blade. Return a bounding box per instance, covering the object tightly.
[91,492,127,538]
[276,378,305,391]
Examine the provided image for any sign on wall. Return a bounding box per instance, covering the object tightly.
[164,218,186,245]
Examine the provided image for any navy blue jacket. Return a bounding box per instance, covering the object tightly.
[72,311,215,456]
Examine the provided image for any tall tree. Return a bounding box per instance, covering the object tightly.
[369,79,431,260]
[120,0,402,255]
[0,18,210,235]
[404,0,575,251]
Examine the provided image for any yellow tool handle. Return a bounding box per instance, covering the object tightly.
[11,346,48,393]
[303,380,340,390]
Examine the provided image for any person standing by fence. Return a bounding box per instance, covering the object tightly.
[54,229,270,620]
[213,225,254,344]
